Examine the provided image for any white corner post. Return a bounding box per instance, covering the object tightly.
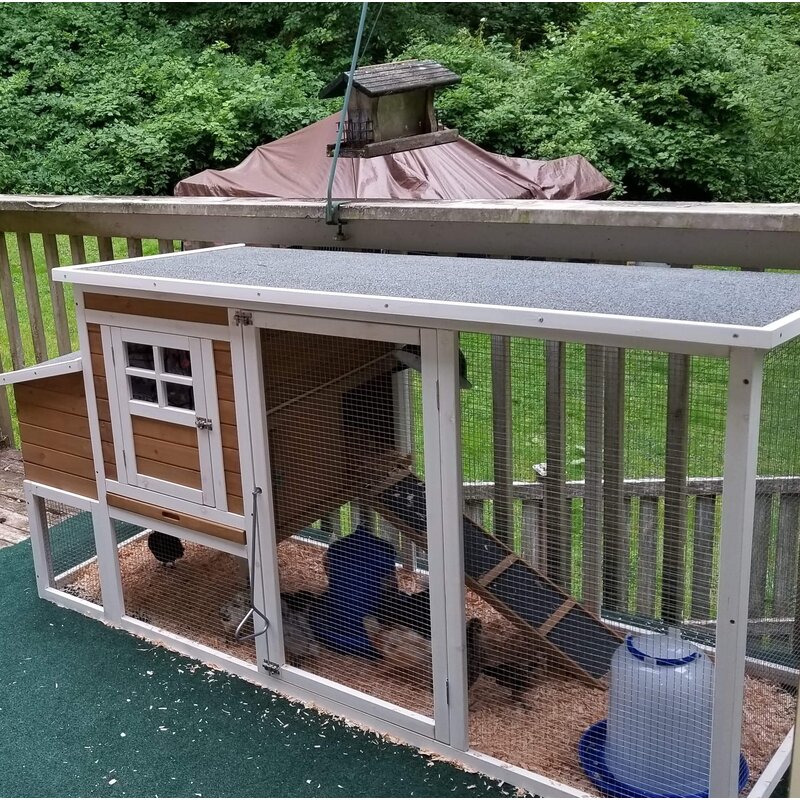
[24,484,54,598]
[427,328,468,750]
[710,347,764,797]
[92,505,125,622]
[234,319,286,670]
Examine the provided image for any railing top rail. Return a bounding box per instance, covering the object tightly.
[463,475,800,500]
[2,195,800,233]
[3,195,800,269]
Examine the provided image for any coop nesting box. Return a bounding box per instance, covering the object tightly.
[3,244,799,798]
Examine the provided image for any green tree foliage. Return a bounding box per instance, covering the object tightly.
[0,4,333,194]
[0,2,797,200]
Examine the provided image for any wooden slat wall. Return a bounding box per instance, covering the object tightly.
[83,293,228,325]
[14,371,98,499]
[132,419,201,470]
[87,322,117,481]
[214,341,244,515]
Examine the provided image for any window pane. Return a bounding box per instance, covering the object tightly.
[130,376,157,403]
[165,383,195,410]
[126,342,155,371]
[163,348,192,377]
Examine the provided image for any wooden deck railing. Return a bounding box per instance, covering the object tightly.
[1,195,800,626]
[462,476,800,624]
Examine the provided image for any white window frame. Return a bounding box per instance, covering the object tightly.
[104,325,225,509]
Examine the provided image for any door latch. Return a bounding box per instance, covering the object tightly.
[195,417,213,430]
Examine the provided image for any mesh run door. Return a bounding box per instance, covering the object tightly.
[255,319,441,725]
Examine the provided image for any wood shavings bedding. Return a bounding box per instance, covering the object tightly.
[67,536,795,795]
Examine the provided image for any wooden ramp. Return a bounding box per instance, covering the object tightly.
[370,473,623,688]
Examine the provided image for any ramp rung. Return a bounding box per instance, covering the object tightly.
[478,552,518,587]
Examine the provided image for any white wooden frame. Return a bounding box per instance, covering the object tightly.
[24,481,120,622]
[102,324,226,510]
[710,348,765,796]
[243,310,442,740]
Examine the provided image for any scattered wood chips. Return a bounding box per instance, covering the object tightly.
[66,536,794,795]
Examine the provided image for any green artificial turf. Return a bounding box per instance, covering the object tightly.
[0,540,515,798]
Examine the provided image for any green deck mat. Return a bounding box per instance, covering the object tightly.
[0,540,515,798]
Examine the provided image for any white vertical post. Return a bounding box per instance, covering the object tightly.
[24,486,54,598]
[431,329,469,751]
[420,328,451,745]
[92,504,125,622]
[710,348,763,797]
[234,320,285,669]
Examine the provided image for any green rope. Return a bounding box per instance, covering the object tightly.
[325,1,370,226]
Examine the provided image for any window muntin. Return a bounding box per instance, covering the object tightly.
[122,341,195,412]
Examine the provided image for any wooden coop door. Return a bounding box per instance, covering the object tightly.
[246,315,451,739]
[104,327,226,509]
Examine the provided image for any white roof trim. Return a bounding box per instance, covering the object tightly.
[0,352,83,386]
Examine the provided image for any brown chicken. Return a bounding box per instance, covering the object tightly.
[363,616,486,692]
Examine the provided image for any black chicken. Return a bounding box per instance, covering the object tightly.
[481,632,540,703]
[147,531,185,566]
[376,587,432,639]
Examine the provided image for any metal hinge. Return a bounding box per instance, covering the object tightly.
[445,679,450,705]
[234,310,253,326]
[436,380,440,410]
[195,417,213,430]
[262,659,280,676]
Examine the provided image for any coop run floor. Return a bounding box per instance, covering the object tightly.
[66,536,796,797]
[0,540,517,798]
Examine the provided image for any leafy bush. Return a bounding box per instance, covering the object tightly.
[0,3,798,200]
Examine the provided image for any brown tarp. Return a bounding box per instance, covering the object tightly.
[175,113,612,201]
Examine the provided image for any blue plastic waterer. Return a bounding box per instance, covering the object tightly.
[579,629,748,797]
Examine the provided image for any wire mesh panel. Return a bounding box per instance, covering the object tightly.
[42,498,103,605]
[260,327,434,718]
[112,524,256,664]
[457,333,793,795]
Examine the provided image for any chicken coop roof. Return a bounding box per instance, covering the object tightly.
[55,246,800,351]
[0,351,82,386]
[319,59,461,99]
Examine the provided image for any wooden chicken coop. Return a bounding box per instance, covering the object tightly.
[2,244,798,797]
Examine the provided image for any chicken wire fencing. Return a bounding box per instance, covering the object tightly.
[457,333,795,795]
[40,498,104,604]
[109,522,256,664]
[261,327,434,718]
